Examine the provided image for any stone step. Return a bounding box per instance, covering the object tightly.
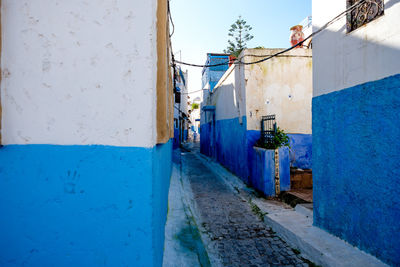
[280,190,313,207]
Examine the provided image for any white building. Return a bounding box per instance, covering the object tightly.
[312,0,400,265]
[173,66,190,147]
[189,94,202,142]
[0,1,174,266]
[201,48,312,185]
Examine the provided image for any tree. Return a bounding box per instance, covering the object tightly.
[224,16,254,57]
[191,103,199,110]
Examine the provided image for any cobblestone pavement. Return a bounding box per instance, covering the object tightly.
[181,149,309,267]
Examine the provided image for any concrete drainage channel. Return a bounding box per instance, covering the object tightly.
[163,152,213,267]
[189,147,388,267]
[177,150,222,267]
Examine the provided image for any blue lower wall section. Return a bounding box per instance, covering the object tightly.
[252,147,275,196]
[246,130,261,185]
[200,117,292,191]
[215,117,249,182]
[251,147,290,196]
[0,142,172,267]
[200,123,212,156]
[201,117,249,182]
[288,134,312,169]
[173,128,180,149]
[313,74,400,266]
[279,147,290,192]
[152,141,173,266]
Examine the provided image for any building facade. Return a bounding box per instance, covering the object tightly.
[0,0,174,266]
[173,67,190,148]
[312,0,400,265]
[201,53,231,93]
[201,48,312,186]
[189,95,202,142]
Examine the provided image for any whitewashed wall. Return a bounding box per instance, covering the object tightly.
[313,0,400,97]
[204,65,246,123]
[189,94,202,129]
[244,49,312,134]
[181,70,189,115]
[1,0,159,147]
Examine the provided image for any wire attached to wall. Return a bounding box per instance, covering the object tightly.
[172,0,366,68]
[169,0,368,107]
[167,0,175,38]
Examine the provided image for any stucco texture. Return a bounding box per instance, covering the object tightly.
[201,117,250,182]
[251,147,290,197]
[288,134,312,169]
[215,117,249,182]
[1,0,160,147]
[312,0,400,97]
[313,74,400,266]
[0,142,172,267]
[244,49,312,135]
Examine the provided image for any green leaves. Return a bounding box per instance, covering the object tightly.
[224,15,254,58]
[191,103,199,110]
[273,127,290,149]
[256,127,291,150]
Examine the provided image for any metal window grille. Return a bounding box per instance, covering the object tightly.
[261,115,276,147]
[347,0,384,33]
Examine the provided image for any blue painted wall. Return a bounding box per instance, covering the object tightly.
[201,54,230,92]
[200,123,212,157]
[252,147,275,196]
[152,141,173,266]
[250,147,290,197]
[201,117,249,182]
[279,147,290,192]
[173,128,180,149]
[313,74,400,266]
[215,117,249,182]
[0,142,172,267]
[288,134,312,169]
[201,117,291,192]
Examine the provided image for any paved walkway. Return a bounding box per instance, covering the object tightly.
[163,161,210,267]
[175,145,308,267]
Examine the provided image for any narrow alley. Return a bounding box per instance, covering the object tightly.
[164,143,309,267]
[1,0,398,266]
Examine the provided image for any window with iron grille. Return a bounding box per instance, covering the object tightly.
[261,115,276,147]
[347,0,384,33]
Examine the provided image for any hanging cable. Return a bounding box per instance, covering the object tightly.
[173,0,366,68]
[167,0,175,38]
[174,105,190,118]
[180,89,208,95]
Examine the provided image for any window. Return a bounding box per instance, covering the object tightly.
[347,0,384,32]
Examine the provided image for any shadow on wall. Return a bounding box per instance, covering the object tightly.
[312,11,400,265]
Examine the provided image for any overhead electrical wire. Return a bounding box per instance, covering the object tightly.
[180,89,208,95]
[168,0,367,118]
[167,0,175,38]
[172,0,366,68]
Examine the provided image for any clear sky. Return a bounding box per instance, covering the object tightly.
[170,0,312,95]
